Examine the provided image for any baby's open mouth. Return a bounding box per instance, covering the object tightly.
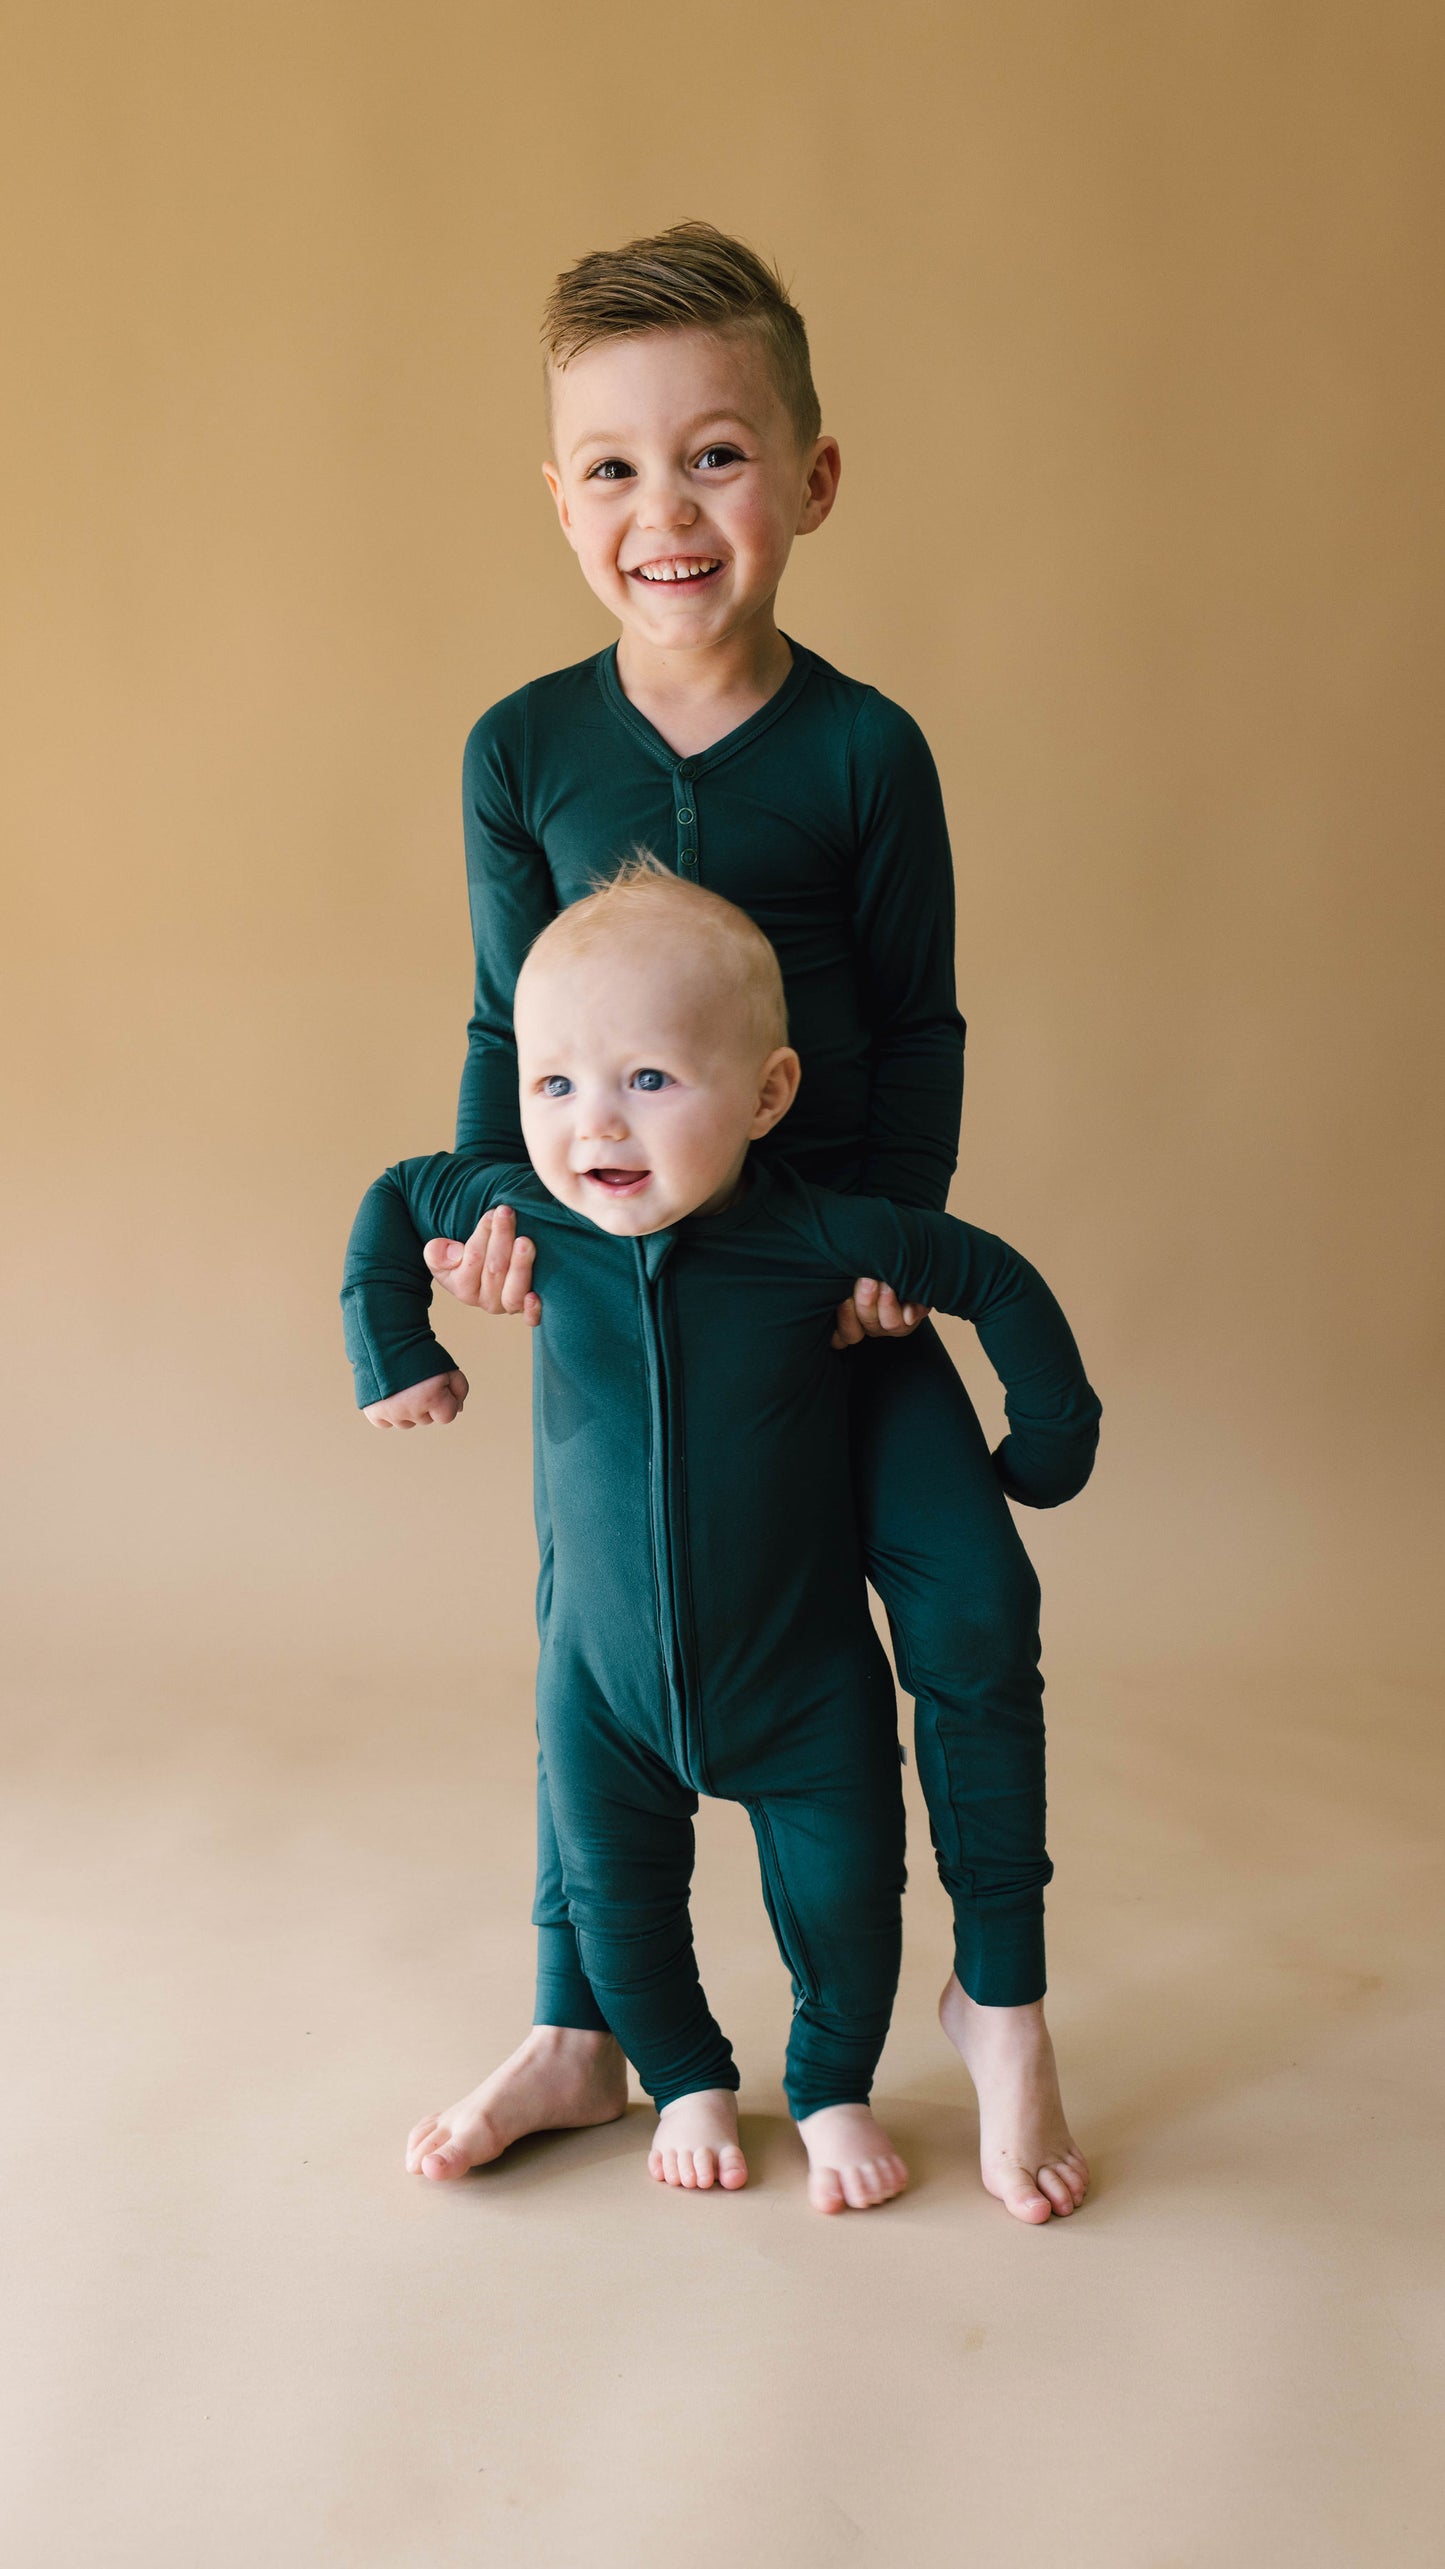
[629,556,723,587]
[584,1167,651,1195]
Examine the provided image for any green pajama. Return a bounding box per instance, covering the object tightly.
[343,1157,1099,2115]
[454,641,1084,2008]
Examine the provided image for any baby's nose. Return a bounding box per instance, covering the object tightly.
[578,1103,630,1142]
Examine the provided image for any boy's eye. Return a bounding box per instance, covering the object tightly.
[539,1075,574,1098]
[587,457,635,482]
[629,1068,673,1092]
[696,445,743,470]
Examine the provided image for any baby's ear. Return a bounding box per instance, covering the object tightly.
[751,1046,802,1137]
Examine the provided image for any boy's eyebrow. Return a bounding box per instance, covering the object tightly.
[566,410,761,460]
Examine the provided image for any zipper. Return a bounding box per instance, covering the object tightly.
[635,1237,706,1787]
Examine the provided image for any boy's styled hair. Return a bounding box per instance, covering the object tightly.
[523,852,790,1054]
[541,220,822,448]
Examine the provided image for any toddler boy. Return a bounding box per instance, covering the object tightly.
[418,220,1092,2222]
[345,866,1099,2211]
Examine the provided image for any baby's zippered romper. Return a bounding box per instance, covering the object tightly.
[343,1158,1099,2115]
[456,642,1075,2017]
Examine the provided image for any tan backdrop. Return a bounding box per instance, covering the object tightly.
[4,9,1445,2563]
[5,3,1441,1689]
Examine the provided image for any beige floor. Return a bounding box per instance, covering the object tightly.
[4,1635,1442,2567]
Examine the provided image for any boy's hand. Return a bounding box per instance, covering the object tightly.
[424,1205,540,1325]
[831,1279,929,1350]
[363,1370,470,1429]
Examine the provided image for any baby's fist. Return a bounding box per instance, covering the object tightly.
[363,1369,469,1430]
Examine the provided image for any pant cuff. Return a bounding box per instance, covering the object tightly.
[534,1923,612,2034]
[786,2087,872,2121]
[952,1901,1047,2007]
[651,2060,742,2113]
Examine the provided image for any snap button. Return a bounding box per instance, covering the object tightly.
[676,807,694,825]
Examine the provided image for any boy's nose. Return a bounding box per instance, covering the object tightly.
[635,474,697,532]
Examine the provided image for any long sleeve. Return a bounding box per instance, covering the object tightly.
[788,1178,1101,1507]
[887,1207,1100,1505]
[340,1153,531,1407]
[454,694,560,1156]
[847,691,967,1213]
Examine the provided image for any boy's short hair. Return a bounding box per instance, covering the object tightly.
[541,220,822,448]
[524,852,790,1056]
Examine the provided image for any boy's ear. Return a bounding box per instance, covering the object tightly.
[749,1047,802,1138]
[796,437,841,539]
[541,461,579,550]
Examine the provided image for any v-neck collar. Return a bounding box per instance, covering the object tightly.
[635,1162,770,1279]
[595,637,813,775]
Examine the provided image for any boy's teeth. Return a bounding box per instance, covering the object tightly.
[639,559,719,582]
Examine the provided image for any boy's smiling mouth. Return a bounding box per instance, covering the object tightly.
[583,1166,652,1196]
[628,555,724,586]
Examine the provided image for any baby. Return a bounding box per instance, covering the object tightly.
[343,863,1100,2212]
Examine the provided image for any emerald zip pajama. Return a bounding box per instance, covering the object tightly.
[343,1158,1099,2115]
[455,640,1078,2007]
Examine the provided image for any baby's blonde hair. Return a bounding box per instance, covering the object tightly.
[523,853,789,1056]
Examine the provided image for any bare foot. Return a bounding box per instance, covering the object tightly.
[647,2089,749,2192]
[795,2102,909,2214]
[939,1976,1090,2223]
[406,2026,628,2180]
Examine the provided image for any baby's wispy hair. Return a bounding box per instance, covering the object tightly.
[523,853,789,1055]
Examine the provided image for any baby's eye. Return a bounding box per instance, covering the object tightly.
[539,1075,574,1098]
[629,1068,673,1092]
[696,444,744,470]
[587,457,635,482]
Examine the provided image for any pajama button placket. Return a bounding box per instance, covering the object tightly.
[673,762,700,881]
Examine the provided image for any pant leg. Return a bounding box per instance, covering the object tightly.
[851,1323,1052,2006]
[745,1764,907,2122]
[528,1354,610,2032]
[533,1751,610,2033]
[540,1673,740,2110]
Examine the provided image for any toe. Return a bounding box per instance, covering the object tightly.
[808,2165,846,2214]
[420,2139,469,2181]
[841,2162,875,2210]
[719,2146,749,2191]
[1038,2162,1076,2215]
[1053,2153,1090,2207]
[678,2151,698,2189]
[990,2152,1054,2221]
[406,2115,441,2169]
[693,2147,717,2190]
[659,2148,680,2187]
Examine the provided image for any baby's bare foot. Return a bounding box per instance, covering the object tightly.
[939,1976,1090,2223]
[795,2102,909,2214]
[405,2026,628,2180]
[647,2089,749,2192]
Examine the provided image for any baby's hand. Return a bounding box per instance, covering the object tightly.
[363,1370,470,1429]
[831,1279,929,1350]
[425,1205,540,1325]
